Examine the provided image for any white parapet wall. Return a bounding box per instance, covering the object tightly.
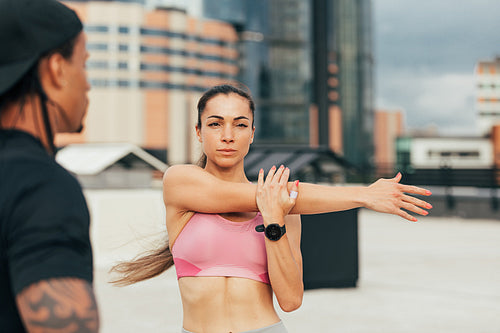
[410,137,493,169]
[84,189,166,268]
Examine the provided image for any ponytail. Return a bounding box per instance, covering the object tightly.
[109,241,174,286]
[110,153,209,286]
[196,153,207,168]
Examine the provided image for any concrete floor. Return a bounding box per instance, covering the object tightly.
[93,209,500,333]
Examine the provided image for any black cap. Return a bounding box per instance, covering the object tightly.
[0,0,83,95]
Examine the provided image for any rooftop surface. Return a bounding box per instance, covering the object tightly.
[93,209,500,333]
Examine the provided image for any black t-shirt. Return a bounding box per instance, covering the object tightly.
[0,130,93,332]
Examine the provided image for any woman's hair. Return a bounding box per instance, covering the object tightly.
[109,240,174,287]
[196,84,255,129]
[110,84,256,286]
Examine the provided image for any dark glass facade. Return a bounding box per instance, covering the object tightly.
[204,0,374,169]
[204,0,312,144]
[327,0,374,169]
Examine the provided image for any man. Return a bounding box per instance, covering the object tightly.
[0,0,99,331]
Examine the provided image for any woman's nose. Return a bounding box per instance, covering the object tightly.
[221,126,234,142]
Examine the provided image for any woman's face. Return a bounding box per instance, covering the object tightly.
[196,93,255,169]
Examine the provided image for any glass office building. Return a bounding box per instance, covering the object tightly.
[205,0,312,145]
[327,0,374,169]
[204,0,374,170]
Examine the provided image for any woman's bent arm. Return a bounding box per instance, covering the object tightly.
[256,167,303,312]
[163,164,258,213]
[265,214,303,312]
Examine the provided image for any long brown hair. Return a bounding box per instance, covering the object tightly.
[109,84,255,286]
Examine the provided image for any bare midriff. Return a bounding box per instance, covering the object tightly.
[178,276,281,333]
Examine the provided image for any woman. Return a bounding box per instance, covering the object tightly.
[112,84,431,333]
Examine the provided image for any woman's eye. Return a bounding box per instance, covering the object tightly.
[208,123,220,127]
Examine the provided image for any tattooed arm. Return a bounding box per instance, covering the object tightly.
[16,278,99,333]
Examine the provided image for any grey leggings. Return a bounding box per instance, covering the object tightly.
[182,321,288,333]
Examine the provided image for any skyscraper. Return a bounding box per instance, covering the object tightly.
[205,0,312,145]
[204,0,374,171]
[62,0,239,163]
[475,57,500,137]
[311,0,374,171]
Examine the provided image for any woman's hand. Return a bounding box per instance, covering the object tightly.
[256,165,299,226]
[362,172,432,222]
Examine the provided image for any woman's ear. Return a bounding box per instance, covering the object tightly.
[195,125,202,143]
[250,126,255,144]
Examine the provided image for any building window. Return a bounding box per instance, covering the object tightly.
[427,150,480,159]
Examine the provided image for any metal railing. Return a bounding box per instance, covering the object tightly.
[372,164,500,213]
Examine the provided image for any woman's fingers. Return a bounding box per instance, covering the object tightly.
[397,209,419,222]
[400,200,429,216]
[265,165,288,186]
[399,182,433,218]
[388,173,432,196]
[258,166,297,217]
[395,193,432,221]
[400,184,432,196]
[273,165,285,184]
[262,165,296,197]
[289,179,299,201]
[392,172,402,183]
[366,174,433,222]
[279,167,290,186]
[402,194,433,210]
[258,168,264,188]
[265,165,276,186]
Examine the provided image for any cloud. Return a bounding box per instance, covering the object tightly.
[375,0,500,73]
[376,70,477,135]
[374,0,500,135]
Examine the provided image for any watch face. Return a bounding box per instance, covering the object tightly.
[265,224,282,241]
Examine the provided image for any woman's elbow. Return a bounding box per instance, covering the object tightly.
[279,294,303,312]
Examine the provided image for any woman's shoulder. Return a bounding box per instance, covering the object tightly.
[163,164,202,185]
[162,164,216,204]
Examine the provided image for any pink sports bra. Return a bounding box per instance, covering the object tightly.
[171,212,270,284]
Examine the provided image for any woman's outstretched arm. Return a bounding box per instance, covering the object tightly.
[288,173,431,221]
[163,165,431,221]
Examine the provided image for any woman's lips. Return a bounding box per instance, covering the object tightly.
[217,149,237,155]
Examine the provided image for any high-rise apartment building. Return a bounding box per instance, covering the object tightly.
[204,0,374,171]
[374,110,404,177]
[475,57,500,136]
[61,0,238,163]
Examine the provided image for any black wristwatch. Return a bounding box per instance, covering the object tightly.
[255,223,286,241]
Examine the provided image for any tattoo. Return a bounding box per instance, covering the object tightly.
[16,278,99,333]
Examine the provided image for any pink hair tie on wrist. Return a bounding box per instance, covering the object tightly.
[289,191,298,199]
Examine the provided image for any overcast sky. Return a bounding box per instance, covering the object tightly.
[373,0,500,135]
